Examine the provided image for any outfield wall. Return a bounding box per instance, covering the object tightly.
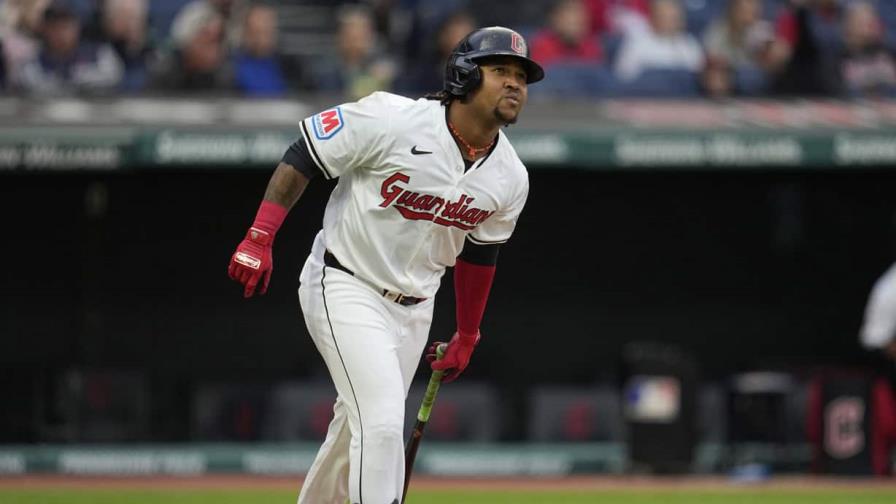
[1,97,895,449]
[0,442,807,477]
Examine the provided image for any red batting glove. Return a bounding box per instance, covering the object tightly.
[429,330,480,383]
[228,227,274,297]
[228,201,286,298]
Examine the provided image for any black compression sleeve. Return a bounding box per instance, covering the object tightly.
[281,139,319,180]
[459,239,501,266]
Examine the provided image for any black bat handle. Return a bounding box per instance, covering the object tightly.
[402,421,426,503]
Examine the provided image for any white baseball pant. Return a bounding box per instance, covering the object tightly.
[296,248,434,504]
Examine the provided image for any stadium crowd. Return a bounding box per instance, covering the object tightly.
[0,0,894,99]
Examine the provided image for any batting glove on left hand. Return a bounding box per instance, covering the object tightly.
[428,330,480,383]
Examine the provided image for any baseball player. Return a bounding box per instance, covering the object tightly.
[227,27,544,504]
[860,261,896,361]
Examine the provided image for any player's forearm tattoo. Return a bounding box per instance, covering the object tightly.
[263,162,309,210]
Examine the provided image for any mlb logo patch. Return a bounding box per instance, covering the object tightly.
[312,107,344,140]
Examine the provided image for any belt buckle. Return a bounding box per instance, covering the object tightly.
[383,290,400,303]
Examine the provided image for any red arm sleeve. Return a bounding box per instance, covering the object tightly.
[454,258,496,338]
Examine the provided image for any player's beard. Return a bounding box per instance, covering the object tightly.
[493,106,518,126]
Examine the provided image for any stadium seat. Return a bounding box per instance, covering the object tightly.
[527,385,624,442]
[697,377,809,473]
[36,369,149,443]
[618,68,701,98]
[726,372,799,456]
[697,383,726,445]
[734,64,771,96]
[260,381,337,441]
[529,63,618,98]
[192,382,271,441]
[404,382,500,441]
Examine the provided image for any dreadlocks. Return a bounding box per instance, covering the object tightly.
[423,90,455,105]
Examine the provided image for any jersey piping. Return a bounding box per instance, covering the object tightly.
[301,120,333,179]
[321,266,365,501]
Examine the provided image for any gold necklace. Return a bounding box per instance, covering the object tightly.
[448,121,495,159]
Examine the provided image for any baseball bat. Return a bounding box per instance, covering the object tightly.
[402,343,447,503]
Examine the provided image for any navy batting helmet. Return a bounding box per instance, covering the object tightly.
[444,26,545,97]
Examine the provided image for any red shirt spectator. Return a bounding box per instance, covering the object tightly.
[530,31,603,66]
[531,0,604,67]
[584,0,649,35]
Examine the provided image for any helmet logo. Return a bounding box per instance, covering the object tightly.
[511,32,526,55]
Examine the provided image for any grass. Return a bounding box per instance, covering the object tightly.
[3,489,896,504]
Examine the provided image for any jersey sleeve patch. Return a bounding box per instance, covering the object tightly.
[311,107,345,140]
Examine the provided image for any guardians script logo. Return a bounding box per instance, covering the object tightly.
[379,172,493,230]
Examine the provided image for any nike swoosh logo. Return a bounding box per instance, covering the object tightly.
[411,145,433,155]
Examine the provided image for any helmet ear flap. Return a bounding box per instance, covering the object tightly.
[446,56,481,97]
[463,65,481,95]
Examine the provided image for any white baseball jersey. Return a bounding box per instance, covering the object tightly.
[860,262,896,349]
[299,91,529,298]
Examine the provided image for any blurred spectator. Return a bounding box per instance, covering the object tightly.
[214,0,251,49]
[0,39,6,88]
[702,0,787,97]
[232,3,285,96]
[613,0,703,82]
[0,0,51,89]
[177,0,249,49]
[701,56,733,97]
[149,1,231,92]
[704,0,777,68]
[399,0,470,64]
[19,0,123,95]
[395,9,475,96]
[531,0,604,68]
[366,0,401,47]
[584,0,649,36]
[838,0,896,97]
[772,0,844,96]
[97,0,152,92]
[312,4,396,99]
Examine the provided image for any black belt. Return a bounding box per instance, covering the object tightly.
[323,250,427,306]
